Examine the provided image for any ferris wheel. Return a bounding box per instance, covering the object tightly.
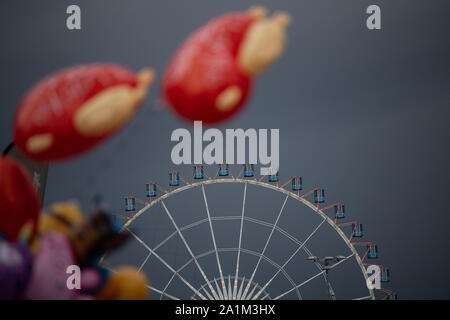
[100,164,396,300]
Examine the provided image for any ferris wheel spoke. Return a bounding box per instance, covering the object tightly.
[161,200,219,300]
[228,275,232,299]
[161,272,177,300]
[147,285,180,300]
[329,253,354,269]
[202,287,214,300]
[260,293,270,300]
[242,194,289,300]
[233,182,247,300]
[274,253,354,300]
[274,270,326,300]
[246,282,259,300]
[115,176,378,300]
[138,252,152,272]
[213,278,224,300]
[239,247,300,299]
[237,276,246,300]
[201,184,227,299]
[353,295,372,300]
[253,218,326,300]
[134,215,300,300]
[137,229,178,273]
[127,228,207,300]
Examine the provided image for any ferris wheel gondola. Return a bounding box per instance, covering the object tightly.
[101,164,395,300]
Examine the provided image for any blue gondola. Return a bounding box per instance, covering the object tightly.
[193,165,204,179]
[169,171,180,186]
[314,189,325,203]
[381,268,390,282]
[146,183,157,197]
[268,172,279,183]
[335,204,346,219]
[244,164,254,177]
[367,244,378,259]
[292,176,303,191]
[111,214,119,230]
[125,197,135,212]
[352,223,363,237]
[218,163,229,176]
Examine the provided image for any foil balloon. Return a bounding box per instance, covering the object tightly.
[13,64,155,162]
[162,6,290,124]
[0,156,40,242]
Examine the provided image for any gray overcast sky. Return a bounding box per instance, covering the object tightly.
[1,1,449,299]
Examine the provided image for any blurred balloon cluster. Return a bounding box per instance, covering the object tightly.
[0,166,149,300]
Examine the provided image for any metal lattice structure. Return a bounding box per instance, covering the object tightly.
[101,164,395,300]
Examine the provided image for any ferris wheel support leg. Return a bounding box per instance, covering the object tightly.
[274,253,353,300]
[252,218,326,300]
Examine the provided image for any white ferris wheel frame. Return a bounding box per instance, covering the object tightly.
[104,177,376,301]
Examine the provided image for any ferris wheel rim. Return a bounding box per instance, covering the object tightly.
[117,177,374,300]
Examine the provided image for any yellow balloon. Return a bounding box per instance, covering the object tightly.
[39,201,83,235]
[96,267,149,300]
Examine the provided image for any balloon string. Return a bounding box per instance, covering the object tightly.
[72,100,164,202]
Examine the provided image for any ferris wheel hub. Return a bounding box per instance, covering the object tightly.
[192,275,271,300]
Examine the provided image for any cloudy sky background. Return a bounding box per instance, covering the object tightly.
[1,0,449,299]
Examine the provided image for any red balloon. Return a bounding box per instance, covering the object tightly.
[0,156,40,242]
[162,7,290,124]
[13,64,154,162]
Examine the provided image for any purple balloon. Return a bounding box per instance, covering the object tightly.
[0,240,33,299]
